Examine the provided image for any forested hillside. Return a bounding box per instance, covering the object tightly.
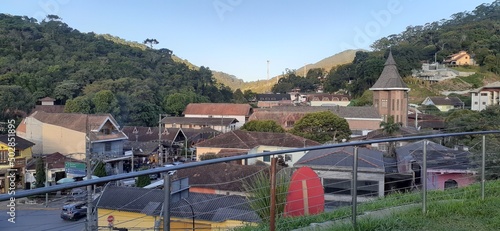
[0,14,234,126]
[271,1,500,100]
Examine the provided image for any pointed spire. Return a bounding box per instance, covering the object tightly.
[369,50,409,90]
[384,50,397,66]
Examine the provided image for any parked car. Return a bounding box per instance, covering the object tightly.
[61,201,87,221]
[70,188,87,201]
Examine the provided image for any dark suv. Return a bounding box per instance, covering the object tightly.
[61,201,87,221]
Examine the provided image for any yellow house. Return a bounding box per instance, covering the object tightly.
[421,96,464,112]
[0,135,35,193]
[444,51,473,66]
[96,186,260,230]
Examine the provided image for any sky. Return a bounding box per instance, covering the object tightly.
[1,0,494,82]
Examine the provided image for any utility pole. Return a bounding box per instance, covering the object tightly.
[45,160,48,207]
[159,114,163,167]
[85,114,94,231]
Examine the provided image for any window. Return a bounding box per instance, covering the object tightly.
[481,93,487,96]
[482,102,486,105]
[263,150,270,162]
[105,143,111,152]
[286,121,295,127]
[374,99,378,107]
[392,99,395,111]
[102,128,111,134]
[381,99,388,108]
[396,99,399,110]
[474,102,478,105]
[284,154,292,162]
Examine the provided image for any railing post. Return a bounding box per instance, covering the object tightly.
[163,174,171,231]
[352,146,358,226]
[481,135,486,200]
[422,140,427,215]
[269,157,277,231]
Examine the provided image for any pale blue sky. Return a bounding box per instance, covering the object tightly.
[1,0,493,82]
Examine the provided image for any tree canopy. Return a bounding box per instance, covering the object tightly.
[290,111,351,143]
[0,14,234,127]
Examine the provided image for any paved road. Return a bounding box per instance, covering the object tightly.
[0,196,86,231]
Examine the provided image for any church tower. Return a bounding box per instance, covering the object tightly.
[369,51,410,126]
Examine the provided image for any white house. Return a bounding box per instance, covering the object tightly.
[470,82,500,111]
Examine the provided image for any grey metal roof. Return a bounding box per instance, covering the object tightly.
[96,186,260,222]
[395,140,474,171]
[295,146,385,170]
[425,96,463,106]
[370,51,409,90]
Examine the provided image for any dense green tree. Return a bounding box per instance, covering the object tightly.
[92,90,119,115]
[162,91,210,116]
[54,80,80,103]
[290,111,351,143]
[240,120,285,133]
[93,161,107,177]
[232,89,247,103]
[135,167,151,188]
[64,96,92,113]
[380,115,402,157]
[0,85,33,122]
[35,157,46,188]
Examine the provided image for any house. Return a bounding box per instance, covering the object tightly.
[396,140,477,190]
[173,162,267,196]
[0,135,35,193]
[294,146,385,202]
[122,126,188,165]
[306,94,351,106]
[421,96,464,112]
[194,130,320,164]
[183,103,253,129]
[33,97,65,113]
[370,51,410,126]
[96,186,260,230]
[249,106,381,136]
[25,152,83,188]
[443,51,473,66]
[470,81,500,111]
[16,111,129,175]
[161,117,239,133]
[255,93,292,108]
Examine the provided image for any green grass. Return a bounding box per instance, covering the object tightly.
[235,180,500,231]
[450,66,481,72]
[455,73,485,88]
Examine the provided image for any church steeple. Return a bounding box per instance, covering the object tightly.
[370,51,410,127]
[370,51,409,90]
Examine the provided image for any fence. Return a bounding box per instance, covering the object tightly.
[1,130,500,231]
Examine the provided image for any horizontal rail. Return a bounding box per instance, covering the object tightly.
[1,130,499,201]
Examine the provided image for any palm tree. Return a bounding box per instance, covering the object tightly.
[380,115,402,157]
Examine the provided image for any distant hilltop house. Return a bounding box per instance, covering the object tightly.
[470,81,500,111]
[443,51,474,66]
[255,93,292,108]
[421,96,464,112]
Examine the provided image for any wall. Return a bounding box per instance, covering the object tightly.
[195,147,223,160]
[247,145,306,167]
[314,168,385,200]
[373,90,408,126]
[427,172,476,190]
[18,117,44,154]
[42,123,86,159]
[185,114,247,129]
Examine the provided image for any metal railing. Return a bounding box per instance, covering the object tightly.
[1,130,500,230]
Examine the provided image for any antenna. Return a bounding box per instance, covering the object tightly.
[267,60,270,80]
